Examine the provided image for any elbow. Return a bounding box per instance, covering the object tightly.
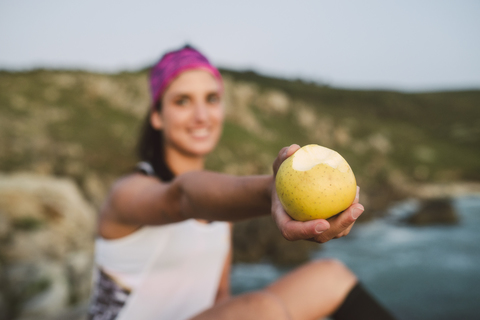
[169,174,192,221]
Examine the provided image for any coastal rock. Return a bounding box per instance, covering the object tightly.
[406,198,459,226]
[0,173,96,320]
[233,216,320,265]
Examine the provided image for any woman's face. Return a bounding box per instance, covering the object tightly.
[151,69,224,158]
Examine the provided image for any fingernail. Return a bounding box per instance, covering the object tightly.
[352,206,364,219]
[315,224,326,234]
[355,186,360,201]
[287,144,294,153]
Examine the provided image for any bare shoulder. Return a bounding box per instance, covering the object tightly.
[103,173,165,217]
[110,173,162,200]
[98,173,165,239]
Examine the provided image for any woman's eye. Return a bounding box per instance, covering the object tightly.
[175,98,188,106]
[207,94,220,104]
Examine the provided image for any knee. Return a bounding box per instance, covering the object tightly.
[191,291,291,320]
[310,258,357,283]
[243,291,291,320]
[308,259,358,306]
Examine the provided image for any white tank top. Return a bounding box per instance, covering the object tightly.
[95,219,230,320]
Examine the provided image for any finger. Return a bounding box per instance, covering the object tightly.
[280,219,331,241]
[272,147,288,175]
[343,221,355,235]
[272,144,301,175]
[332,187,359,239]
[271,191,329,241]
[333,222,355,238]
[353,186,360,204]
[313,203,364,243]
[284,144,300,158]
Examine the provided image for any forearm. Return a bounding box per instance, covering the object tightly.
[176,171,273,221]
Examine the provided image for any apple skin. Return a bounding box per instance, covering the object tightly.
[275,145,357,221]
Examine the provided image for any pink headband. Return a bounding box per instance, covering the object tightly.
[149,45,223,109]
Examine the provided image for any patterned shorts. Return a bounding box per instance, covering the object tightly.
[88,269,131,320]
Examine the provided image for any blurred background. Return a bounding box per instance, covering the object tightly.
[1,1,479,319]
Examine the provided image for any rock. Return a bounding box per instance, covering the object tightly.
[0,173,96,320]
[233,216,320,265]
[19,263,70,318]
[256,89,290,115]
[405,198,459,226]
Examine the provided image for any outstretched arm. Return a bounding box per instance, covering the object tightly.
[101,144,363,243]
[102,170,272,227]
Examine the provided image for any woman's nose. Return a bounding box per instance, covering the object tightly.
[193,102,209,122]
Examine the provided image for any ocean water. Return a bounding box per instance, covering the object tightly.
[231,195,480,320]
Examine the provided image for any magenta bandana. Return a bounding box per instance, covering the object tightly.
[149,45,222,109]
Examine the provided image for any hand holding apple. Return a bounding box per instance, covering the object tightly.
[276,144,357,221]
[271,144,364,243]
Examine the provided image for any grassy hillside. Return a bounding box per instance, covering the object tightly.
[219,69,480,181]
[1,68,479,263]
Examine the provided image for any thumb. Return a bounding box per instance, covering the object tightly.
[273,144,300,175]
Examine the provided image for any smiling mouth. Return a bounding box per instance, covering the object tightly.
[191,127,209,138]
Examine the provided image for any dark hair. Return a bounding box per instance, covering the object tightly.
[136,102,175,182]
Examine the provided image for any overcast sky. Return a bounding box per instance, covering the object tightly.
[1,0,479,92]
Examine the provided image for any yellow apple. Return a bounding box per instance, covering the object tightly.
[275,144,357,221]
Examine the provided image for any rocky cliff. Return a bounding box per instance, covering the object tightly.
[0,173,95,320]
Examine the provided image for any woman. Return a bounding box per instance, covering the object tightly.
[88,45,396,320]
